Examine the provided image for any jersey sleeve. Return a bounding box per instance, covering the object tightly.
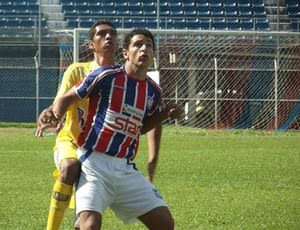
[146,77,164,116]
[75,66,120,99]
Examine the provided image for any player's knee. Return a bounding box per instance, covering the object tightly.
[139,206,175,230]
[59,159,80,184]
[80,211,101,230]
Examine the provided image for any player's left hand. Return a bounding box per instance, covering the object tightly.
[165,103,184,120]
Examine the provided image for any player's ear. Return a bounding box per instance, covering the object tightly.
[89,40,94,50]
[122,48,129,60]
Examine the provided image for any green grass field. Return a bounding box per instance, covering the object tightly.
[0,126,299,230]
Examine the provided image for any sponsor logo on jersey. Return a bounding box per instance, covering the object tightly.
[147,94,155,110]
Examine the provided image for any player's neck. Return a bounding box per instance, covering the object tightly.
[124,63,147,80]
[94,55,114,67]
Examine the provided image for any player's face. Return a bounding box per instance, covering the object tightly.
[123,34,154,69]
[90,24,118,54]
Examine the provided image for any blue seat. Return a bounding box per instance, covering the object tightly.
[255,21,270,30]
[226,19,240,30]
[0,18,7,27]
[102,9,117,16]
[172,18,186,29]
[116,8,130,16]
[239,10,253,18]
[79,18,94,28]
[196,2,209,8]
[182,2,195,8]
[169,2,182,10]
[1,5,17,14]
[14,5,30,14]
[287,6,300,17]
[253,5,266,18]
[131,10,143,16]
[67,18,79,28]
[198,10,210,18]
[252,0,264,7]
[142,2,156,11]
[212,19,227,30]
[20,18,34,28]
[89,9,103,16]
[115,2,127,8]
[63,5,76,16]
[6,18,20,27]
[223,1,236,7]
[240,19,254,30]
[225,9,238,18]
[159,2,169,17]
[144,18,158,29]
[28,4,39,15]
[238,3,251,7]
[170,9,184,17]
[109,18,123,28]
[211,6,224,17]
[210,2,222,7]
[143,9,156,17]
[128,1,141,7]
[286,0,299,6]
[101,2,114,7]
[184,9,197,17]
[132,18,146,28]
[87,2,100,7]
[160,10,170,17]
[0,0,13,6]
[199,19,211,29]
[290,19,300,31]
[163,18,173,29]
[186,18,200,29]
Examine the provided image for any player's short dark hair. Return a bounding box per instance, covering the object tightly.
[88,20,117,41]
[123,28,155,51]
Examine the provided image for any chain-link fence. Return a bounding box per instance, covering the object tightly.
[1,28,300,131]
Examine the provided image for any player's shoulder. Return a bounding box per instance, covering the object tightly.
[89,64,123,79]
[67,61,93,71]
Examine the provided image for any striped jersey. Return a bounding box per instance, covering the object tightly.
[76,66,163,160]
[54,62,115,150]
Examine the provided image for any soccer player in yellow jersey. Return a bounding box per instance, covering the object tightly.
[36,20,162,230]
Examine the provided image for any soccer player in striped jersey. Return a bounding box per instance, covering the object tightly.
[36,21,164,230]
[52,28,182,230]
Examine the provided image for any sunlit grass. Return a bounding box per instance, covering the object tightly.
[0,126,299,229]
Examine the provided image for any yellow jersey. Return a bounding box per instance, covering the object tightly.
[53,61,98,150]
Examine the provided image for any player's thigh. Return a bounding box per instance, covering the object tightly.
[110,168,167,224]
[138,206,174,230]
[54,140,78,168]
[76,154,113,217]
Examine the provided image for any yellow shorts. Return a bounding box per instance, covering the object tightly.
[53,140,78,168]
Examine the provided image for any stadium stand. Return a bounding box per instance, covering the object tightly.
[58,0,271,31]
[0,0,299,40]
[286,0,300,31]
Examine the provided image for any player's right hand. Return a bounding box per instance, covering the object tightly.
[35,106,60,137]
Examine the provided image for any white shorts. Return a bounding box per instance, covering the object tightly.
[76,148,167,224]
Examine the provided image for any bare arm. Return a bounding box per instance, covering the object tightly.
[52,87,80,121]
[146,124,162,183]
